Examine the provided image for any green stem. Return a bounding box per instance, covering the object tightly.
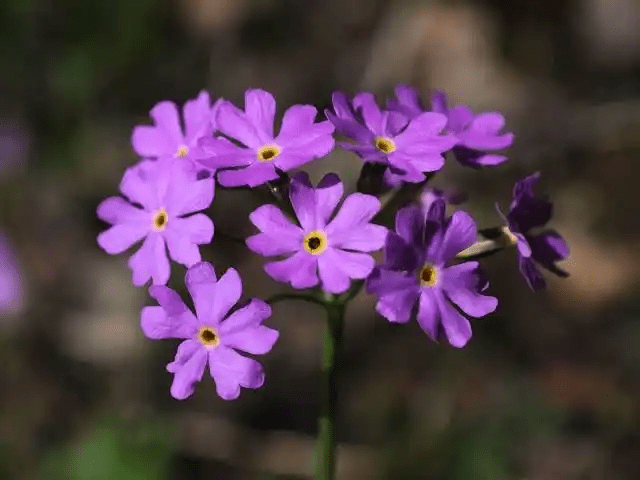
[316,301,345,480]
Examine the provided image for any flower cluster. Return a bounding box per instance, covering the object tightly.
[97,85,569,400]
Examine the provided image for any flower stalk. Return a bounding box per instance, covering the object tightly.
[316,300,345,480]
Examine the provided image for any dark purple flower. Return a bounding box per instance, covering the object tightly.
[97,158,214,286]
[141,262,278,400]
[326,91,456,184]
[387,84,514,168]
[366,200,497,347]
[197,89,335,187]
[0,233,23,315]
[498,172,570,291]
[131,91,217,166]
[246,172,388,294]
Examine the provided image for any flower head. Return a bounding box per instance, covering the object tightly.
[131,91,217,166]
[366,200,497,347]
[387,84,514,168]
[0,233,23,315]
[97,158,214,286]
[141,262,278,400]
[246,172,388,294]
[327,91,456,184]
[498,172,570,291]
[197,89,335,187]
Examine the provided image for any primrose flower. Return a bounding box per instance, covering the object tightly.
[197,89,335,187]
[131,90,217,166]
[387,84,514,168]
[246,172,387,294]
[498,172,570,291]
[0,233,23,315]
[97,158,214,286]
[366,200,497,347]
[141,262,279,400]
[326,91,456,184]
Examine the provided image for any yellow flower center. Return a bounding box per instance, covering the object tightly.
[257,144,281,162]
[419,263,439,287]
[152,208,169,231]
[374,136,396,154]
[176,145,189,157]
[501,226,518,246]
[303,230,328,255]
[198,326,220,348]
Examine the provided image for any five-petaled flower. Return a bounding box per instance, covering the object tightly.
[246,172,388,294]
[97,158,214,286]
[197,89,335,187]
[387,84,514,168]
[326,91,457,184]
[366,199,497,347]
[497,172,570,291]
[131,90,217,166]
[141,262,279,400]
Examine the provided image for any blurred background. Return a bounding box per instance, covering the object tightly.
[1,0,640,478]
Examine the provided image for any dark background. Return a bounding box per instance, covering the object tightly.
[1,0,639,478]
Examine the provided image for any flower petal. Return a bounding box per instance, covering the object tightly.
[187,264,241,326]
[442,262,498,318]
[247,204,303,256]
[434,290,472,348]
[219,302,278,355]
[417,290,441,340]
[168,343,208,400]
[97,224,148,255]
[217,162,279,187]
[131,126,172,158]
[288,172,317,231]
[97,196,149,225]
[394,205,425,246]
[317,252,351,294]
[150,101,184,150]
[215,101,265,148]
[382,232,421,272]
[446,105,473,133]
[218,298,272,335]
[119,161,160,210]
[325,193,382,240]
[437,210,477,264]
[183,90,213,143]
[208,346,265,399]
[374,286,419,324]
[128,233,170,286]
[245,89,276,140]
[140,303,198,340]
[163,215,213,267]
[430,90,448,114]
[366,266,417,296]
[353,92,385,135]
[163,163,214,216]
[264,251,319,289]
[325,111,374,144]
[528,230,570,277]
[196,137,254,171]
[518,252,546,291]
[330,224,387,252]
[387,84,423,119]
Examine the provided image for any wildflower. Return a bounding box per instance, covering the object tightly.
[327,91,456,184]
[197,89,335,187]
[0,233,23,315]
[387,84,514,168]
[97,158,214,286]
[246,172,387,294]
[498,172,570,291]
[131,90,216,165]
[141,262,278,400]
[366,200,497,347]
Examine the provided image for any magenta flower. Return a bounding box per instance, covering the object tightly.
[498,172,570,291]
[131,90,217,166]
[246,172,388,294]
[197,89,335,187]
[366,200,497,347]
[326,91,456,184]
[0,233,23,315]
[387,84,514,168]
[141,262,278,400]
[97,158,214,286]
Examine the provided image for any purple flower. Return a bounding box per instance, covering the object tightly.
[141,262,278,400]
[197,89,335,187]
[327,91,456,184]
[97,158,214,286]
[387,84,514,168]
[498,172,570,291]
[246,172,388,294]
[131,91,217,166]
[0,233,23,315]
[366,200,497,347]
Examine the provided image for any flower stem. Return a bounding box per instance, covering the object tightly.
[316,301,345,480]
